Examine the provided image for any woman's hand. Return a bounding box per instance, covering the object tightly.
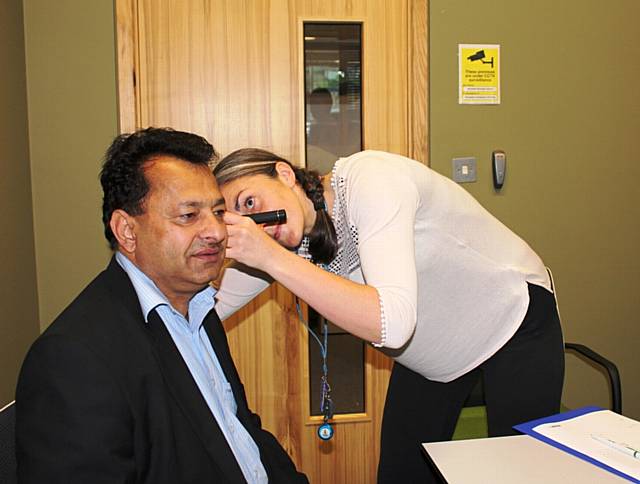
[223,211,283,271]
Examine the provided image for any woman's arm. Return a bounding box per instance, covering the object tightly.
[223,211,383,344]
[344,154,420,348]
[214,262,272,320]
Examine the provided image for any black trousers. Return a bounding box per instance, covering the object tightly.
[377,284,565,484]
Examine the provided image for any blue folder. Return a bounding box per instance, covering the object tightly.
[514,406,639,483]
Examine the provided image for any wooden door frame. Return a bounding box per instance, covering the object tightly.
[408,0,429,164]
[115,0,138,133]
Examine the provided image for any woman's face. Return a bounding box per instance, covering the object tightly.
[219,169,311,249]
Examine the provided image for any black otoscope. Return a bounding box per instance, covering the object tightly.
[244,209,287,225]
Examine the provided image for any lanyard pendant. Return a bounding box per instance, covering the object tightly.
[318,375,334,440]
[318,422,334,441]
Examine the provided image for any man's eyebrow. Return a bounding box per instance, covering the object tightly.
[178,197,226,208]
[178,201,203,208]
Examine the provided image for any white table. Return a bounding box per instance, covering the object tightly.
[423,435,629,483]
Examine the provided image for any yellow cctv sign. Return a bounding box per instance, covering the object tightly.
[459,44,500,104]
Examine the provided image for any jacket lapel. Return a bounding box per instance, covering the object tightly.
[201,311,253,423]
[145,310,247,483]
[104,257,247,483]
[202,309,246,406]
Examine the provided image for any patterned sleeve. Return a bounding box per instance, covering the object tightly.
[343,153,420,349]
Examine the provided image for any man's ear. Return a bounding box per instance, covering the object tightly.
[110,209,137,253]
[274,161,297,188]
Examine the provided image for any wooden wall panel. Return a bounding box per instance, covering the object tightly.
[134,0,302,161]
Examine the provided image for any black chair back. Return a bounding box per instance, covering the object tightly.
[0,401,17,484]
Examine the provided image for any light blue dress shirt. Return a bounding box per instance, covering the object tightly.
[116,252,268,483]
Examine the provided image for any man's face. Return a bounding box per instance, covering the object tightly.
[127,156,227,304]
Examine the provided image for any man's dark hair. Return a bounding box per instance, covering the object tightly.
[100,127,218,249]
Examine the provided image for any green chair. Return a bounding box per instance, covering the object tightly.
[452,342,622,440]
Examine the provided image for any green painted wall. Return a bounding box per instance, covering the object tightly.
[430,0,640,418]
[11,0,638,419]
[23,0,117,328]
[0,0,40,406]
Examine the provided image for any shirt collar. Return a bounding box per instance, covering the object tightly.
[115,251,216,323]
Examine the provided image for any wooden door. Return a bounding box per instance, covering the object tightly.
[116,1,428,482]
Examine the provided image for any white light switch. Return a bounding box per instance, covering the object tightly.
[452,157,477,183]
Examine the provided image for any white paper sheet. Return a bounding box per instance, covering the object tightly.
[534,410,640,480]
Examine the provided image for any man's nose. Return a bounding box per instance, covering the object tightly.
[200,212,227,242]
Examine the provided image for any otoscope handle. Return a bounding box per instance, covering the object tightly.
[244,209,287,225]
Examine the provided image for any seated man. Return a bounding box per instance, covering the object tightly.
[16,128,307,483]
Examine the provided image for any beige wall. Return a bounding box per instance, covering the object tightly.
[23,0,117,328]
[430,0,640,418]
[0,0,40,406]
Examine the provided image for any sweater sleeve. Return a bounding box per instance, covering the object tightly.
[214,263,272,320]
[344,154,420,348]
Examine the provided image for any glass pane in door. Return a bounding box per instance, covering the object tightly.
[304,22,365,416]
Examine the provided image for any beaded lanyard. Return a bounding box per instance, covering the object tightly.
[295,296,334,440]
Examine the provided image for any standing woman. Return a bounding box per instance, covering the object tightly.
[213,148,564,483]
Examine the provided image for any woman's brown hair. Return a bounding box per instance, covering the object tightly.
[214,148,338,264]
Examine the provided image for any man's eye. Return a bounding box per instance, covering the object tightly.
[213,209,225,219]
[179,212,196,221]
[244,197,255,210]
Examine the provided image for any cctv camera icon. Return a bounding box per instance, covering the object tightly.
[467,50,485,61]
[467,50,494,68]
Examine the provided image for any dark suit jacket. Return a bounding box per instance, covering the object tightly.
[16,257,307,483]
